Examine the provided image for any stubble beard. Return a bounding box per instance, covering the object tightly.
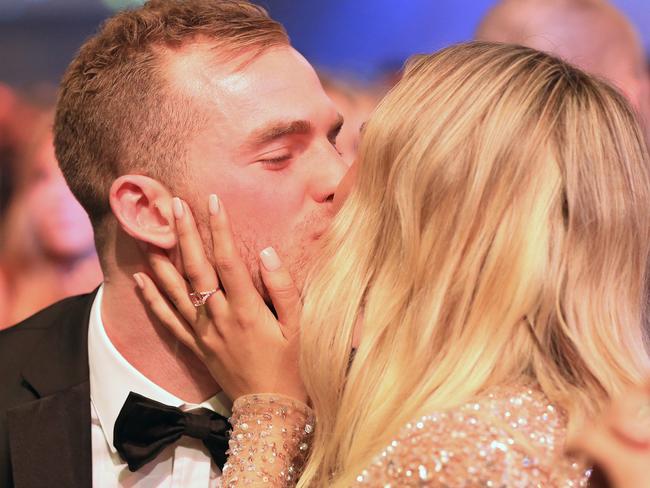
[195,210,328,305]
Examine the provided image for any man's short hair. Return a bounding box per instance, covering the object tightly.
[53,0,288,252]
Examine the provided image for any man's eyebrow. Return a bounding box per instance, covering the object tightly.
[247,120,313,148]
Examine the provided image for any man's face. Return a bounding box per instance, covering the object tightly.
[167,44,348,292]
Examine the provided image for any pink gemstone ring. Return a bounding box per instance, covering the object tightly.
[188,289,217,307]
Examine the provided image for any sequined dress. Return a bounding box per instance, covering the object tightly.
[221,386,591,487]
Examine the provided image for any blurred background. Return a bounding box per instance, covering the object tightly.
[0,0,649,328]
[0,0,649,85]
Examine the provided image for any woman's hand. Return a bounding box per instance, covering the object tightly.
[567,382,650,488]
[134,194,306,403]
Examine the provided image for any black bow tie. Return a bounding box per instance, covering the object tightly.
[113,392,231,472]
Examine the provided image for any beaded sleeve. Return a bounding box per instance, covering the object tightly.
[354,386,591,487]
[221,393,314,487]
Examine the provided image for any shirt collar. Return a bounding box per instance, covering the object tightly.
[88,284,232,453]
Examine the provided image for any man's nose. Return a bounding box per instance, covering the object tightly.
[311,147,350,204]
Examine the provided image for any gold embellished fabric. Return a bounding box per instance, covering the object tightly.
[222,394,315,487]
[223,386,591,487]
[354,385,591,487]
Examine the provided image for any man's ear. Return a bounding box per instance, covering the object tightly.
[109,175,177,249]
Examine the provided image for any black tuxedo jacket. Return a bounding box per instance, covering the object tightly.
[0,291,97,488]
[0,291,611,488]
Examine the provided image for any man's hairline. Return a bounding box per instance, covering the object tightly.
[153,39,341,167]
[154,36,292,94]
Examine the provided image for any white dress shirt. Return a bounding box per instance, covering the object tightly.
[88,285,231,487]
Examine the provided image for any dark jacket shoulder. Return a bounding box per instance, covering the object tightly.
[0,294,93,379]
[0,292,96,488]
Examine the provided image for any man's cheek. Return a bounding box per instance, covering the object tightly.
[221,206,297,261]
[234,195,302,225]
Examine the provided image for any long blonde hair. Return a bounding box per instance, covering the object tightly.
[298,42,650,487]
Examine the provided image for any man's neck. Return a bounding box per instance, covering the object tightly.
[101,274,220,404]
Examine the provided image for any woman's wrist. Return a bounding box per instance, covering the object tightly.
[232,392,312,415]
[224,392,315,485]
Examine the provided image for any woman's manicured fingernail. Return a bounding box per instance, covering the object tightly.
[260,247,281,271]
[133,273,144,289]
[172,197,184,219]
[209,194,220,215]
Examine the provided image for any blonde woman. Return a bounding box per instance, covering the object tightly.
[135,42,650,486]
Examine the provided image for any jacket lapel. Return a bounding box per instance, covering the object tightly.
[7,382,91,488]
[7,291,97,488]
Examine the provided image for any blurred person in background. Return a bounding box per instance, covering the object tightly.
[0,84,36,216]
[0,85,17,219]
[0,110,101,329]
[319,74,381,165]
[476,0,650,136]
